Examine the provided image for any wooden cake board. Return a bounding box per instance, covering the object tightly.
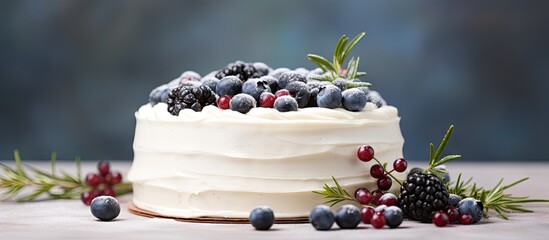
[128,202,309,224]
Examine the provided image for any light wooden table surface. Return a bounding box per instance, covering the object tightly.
[1,161,548,240]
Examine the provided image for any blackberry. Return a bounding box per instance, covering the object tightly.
[398,172,449,222]
[215,61,261,82]
[167,85,216,115]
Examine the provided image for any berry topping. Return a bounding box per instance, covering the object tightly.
[383,206,404,228]
[432,211,449,227]
[457,198,484,223]
[167,85,217,115]
[370,212,386,229]
[179,71,201,81]
[341,88,367,111]
[273,96,298,112]
[215,61,261,81]
[277,71,306,89]
[309,205,335,231]
[274,89,290,98]
[334,204,362,229]
[393,158,408,172]
[249,206,275,230]
[229,94,256,114]
[360,206,375,224]
[354,188,372,205]
[97,161,110,177]
[259,75,279,93]
[90,196,120,221]
[201,77,220,93]
[215,76,243,98]
[241,78,271,101]
[252,62,271,77]
[148,84,171,105]
[216,95,231,110]
[357,145,374,162]
[366,90,386,108]
[316,84,342,109]
[285,81,311,108]
[259,92,276,108]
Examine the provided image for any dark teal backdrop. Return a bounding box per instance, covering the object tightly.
[1,0,548,161]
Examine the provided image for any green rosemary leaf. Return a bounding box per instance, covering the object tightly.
[307,54,336,73]
[345,57,356,79]
[355,72,367,78]
[75,157,81,180]
[13,150,27,178]
[341,32,365,64]
[51,152,57,178]
[502,177,528,190]
[432,125,454,164]
[429,143,435,166]
[333,35,348,71]
[436,155,461,166]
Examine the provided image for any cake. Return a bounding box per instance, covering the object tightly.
[128,33,406,219]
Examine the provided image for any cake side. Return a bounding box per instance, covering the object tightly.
[128,103,405,218]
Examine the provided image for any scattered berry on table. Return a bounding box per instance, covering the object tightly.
[432,211,449,227]
[370,212,386,229]
[85,173,100,187]
[379,193,398,206]
[393,158,408,172]
[215,76,243,98]
[457,198,484,223]
[103,187,115,197]
[459,214,474,225]
[259,75,279,93]
[341,88,367,112]
[241,78,271,101]
[274,89,290,98]
[377,176,392,191]
[446,206,460,223]
[357,145,374,162]
[215,61,261,81]
[277,71,307,89]
[81,191,99,206]
[90,196,120,221]
[316,84,342,109]
[273,96,298,112]
[361,206,375,224]
[371,189,384,206]
[285,81,311,108]
[217,96,231,110]
[374,204,387,213]
[167,85,217,114]
[259,92,276,108]
[229,94,256,114]
[97,161,110,176]
[355,188,372,205]
[448,194,462,207]
[398,172,450,222]
[334,204,362,229]
[370,164,385,179]
[249,206,275,230]
[383,206,404,228]
[309,205,335,231]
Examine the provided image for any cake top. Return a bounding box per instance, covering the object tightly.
[147,32,390,115]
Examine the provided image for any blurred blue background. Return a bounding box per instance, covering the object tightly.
[1,0,548,161]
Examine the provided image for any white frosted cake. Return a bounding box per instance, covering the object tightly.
[128,102,404,218]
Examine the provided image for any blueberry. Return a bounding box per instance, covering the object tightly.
[269,67,290,80]
[294,67,309,77]
[383,206,404,228]
[241,78,271,101]
[149,84,171,105]
[306,80,322,90]
[332,78,349,91]
[277,71,307,89]
[90,196,120,221]
[179,71,201,81]
[316,84,342,109]
[259,75,279,93]
[309,205,335,231]
[306,88,319,107]
[285,81,310,108]
[201,77,220,93]
[216,76,242,97]
[249,206,275,230]
[229,94,256,114]
[253,62,271,77]
[448,194,462,207]
[274,96,298,112]
[342,88,367,112]
[357,87,370,95]
[458,198,484,223]
[366,90,387,108]
[309,67,324,75]
[334,204,362,229]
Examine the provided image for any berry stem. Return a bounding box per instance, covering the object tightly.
[373,157,402,187]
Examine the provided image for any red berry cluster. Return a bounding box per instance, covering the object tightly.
[216,89,290,110]
[432,206,474,227]
[80,161,122,205]
[356,145,407,203]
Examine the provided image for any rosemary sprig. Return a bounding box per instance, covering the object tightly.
[307,32,372,88]
[312,176,356,207]
[0,150,132,201]
[424,125,461,180]
[448,173,549,219]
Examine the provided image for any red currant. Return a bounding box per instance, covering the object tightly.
[274,89,290,98]
[446,206,460,223]
[103,187,116,197]
[81,190,99,206]
[104,173,113,185]
[378,193,398,206]
[432,211,449,227]
[361,206,375,224]
[459,214,473,225]
[110,171,122,184]
[97,161,110,177]
[377,176,392,191]
[85,173,100,187]
[354,188,372,205]
[371,212,386,229]
[259,92,276,108]
[217,95,231,110]
[357,145,375,162]
[371,189,384,205]
[393,158,407,172]
[370,164,384,179]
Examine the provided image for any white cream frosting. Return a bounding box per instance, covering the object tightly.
[129,103,405,218]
